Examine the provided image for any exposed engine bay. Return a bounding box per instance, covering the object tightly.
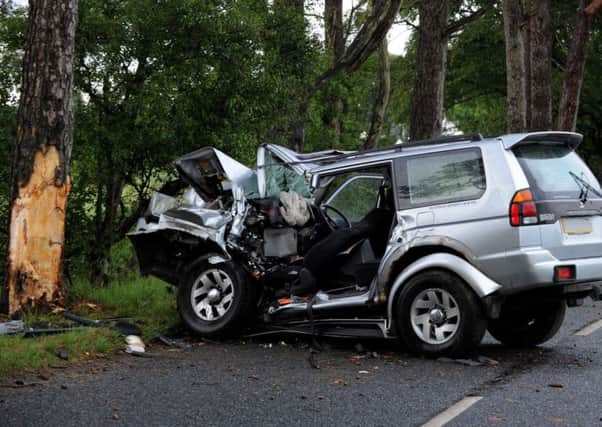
[129,145,394,340]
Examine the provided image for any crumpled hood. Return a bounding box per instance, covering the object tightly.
[174,147,256,200]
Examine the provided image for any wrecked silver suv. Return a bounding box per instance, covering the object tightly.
[129,132,602,357]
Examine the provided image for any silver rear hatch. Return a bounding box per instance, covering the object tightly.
[511,136,602,260]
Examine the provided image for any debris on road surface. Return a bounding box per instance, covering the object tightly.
[0,320,24,335]
[155,334,192,350]
[64,312,142,336]
[437,355,499,367]
[125,335,145,354]
[56,349,70,361]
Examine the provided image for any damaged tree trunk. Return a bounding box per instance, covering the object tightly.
[557,0,595,131]
[2,0,78,316]
[364,38,390,150]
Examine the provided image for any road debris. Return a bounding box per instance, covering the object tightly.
[155,334,192,350]
[437,355,499,367]
[63,312,141,336]
[0,320,24,335]
[56,349,70,361]
[125,335,145,354]
[548,383,564,389]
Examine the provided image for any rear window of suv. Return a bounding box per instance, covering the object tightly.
[513,143,601,200]
[395,148,486,208]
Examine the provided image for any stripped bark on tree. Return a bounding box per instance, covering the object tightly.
[3,0,78,315]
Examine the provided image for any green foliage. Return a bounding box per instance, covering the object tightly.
[446,7,507,136]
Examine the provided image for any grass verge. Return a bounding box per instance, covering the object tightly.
[0,276,178,379]
[69,276,179,339]
[0,328,120,378]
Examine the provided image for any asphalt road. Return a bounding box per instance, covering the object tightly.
[2,302,602,427]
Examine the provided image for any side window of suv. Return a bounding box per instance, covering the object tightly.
[395,148,486,209]
[326,175,383,223]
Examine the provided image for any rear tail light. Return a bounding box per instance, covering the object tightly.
[554,265,576,282]
[510,189,538,226]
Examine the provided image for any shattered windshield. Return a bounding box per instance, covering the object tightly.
[260,151,311,199]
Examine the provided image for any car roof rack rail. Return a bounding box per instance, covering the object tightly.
[401,133,483,148]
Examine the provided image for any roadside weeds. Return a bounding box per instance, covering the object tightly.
[0,276,178,379]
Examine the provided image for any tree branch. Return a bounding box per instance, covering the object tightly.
[446,1,495,36]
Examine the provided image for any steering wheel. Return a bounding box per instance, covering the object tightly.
[320,204,352,231]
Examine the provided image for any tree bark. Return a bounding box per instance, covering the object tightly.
[273,0,307,151]
[90,176,125,287]
[502,0,528,132]
[325,0,344,62]
[409,0,449,141]
[365,38,390,150]
[557,0,594,131]
[525,0,552,130]
[3,0,78,316]
[323,0,345,146]
[585,0,602,14]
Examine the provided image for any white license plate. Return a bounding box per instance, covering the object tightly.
[561,217,593,235]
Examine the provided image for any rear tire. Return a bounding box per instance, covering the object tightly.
[394,270,487,358]
[488,301,566,347]
[178,262,254,337]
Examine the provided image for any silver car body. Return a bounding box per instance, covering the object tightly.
[130,131,602,332]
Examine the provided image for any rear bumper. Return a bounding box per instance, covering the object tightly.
[503,248,602,294]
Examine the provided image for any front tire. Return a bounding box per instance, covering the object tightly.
[178,262,253,337]
[394,270,487,357]
[488,301,566,347]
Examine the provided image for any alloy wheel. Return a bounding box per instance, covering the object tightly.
[190,269,235,321]
[410,288,461,345]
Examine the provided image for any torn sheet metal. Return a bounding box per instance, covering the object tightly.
[132,206,231,251]
[174,147,256,201]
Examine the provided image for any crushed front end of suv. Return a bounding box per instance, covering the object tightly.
[129,132,602,357]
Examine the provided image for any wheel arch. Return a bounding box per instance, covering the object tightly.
[386,253,502,324]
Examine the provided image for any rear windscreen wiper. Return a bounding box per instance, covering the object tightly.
[569,171,602,203]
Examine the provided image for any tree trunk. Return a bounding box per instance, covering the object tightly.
[323,0,344,147]
[525,0,552,130]
[410,0,449,141]
[325,0,344,61]
[502,0,528,132]
[557,0,594,131]
[90,176,124,287]
[273,0,307,151]
[3,0,78,316]
[365,38,390,150]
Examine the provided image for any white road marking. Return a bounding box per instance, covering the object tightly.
[421,396,483,427]
[575,319,602,336]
